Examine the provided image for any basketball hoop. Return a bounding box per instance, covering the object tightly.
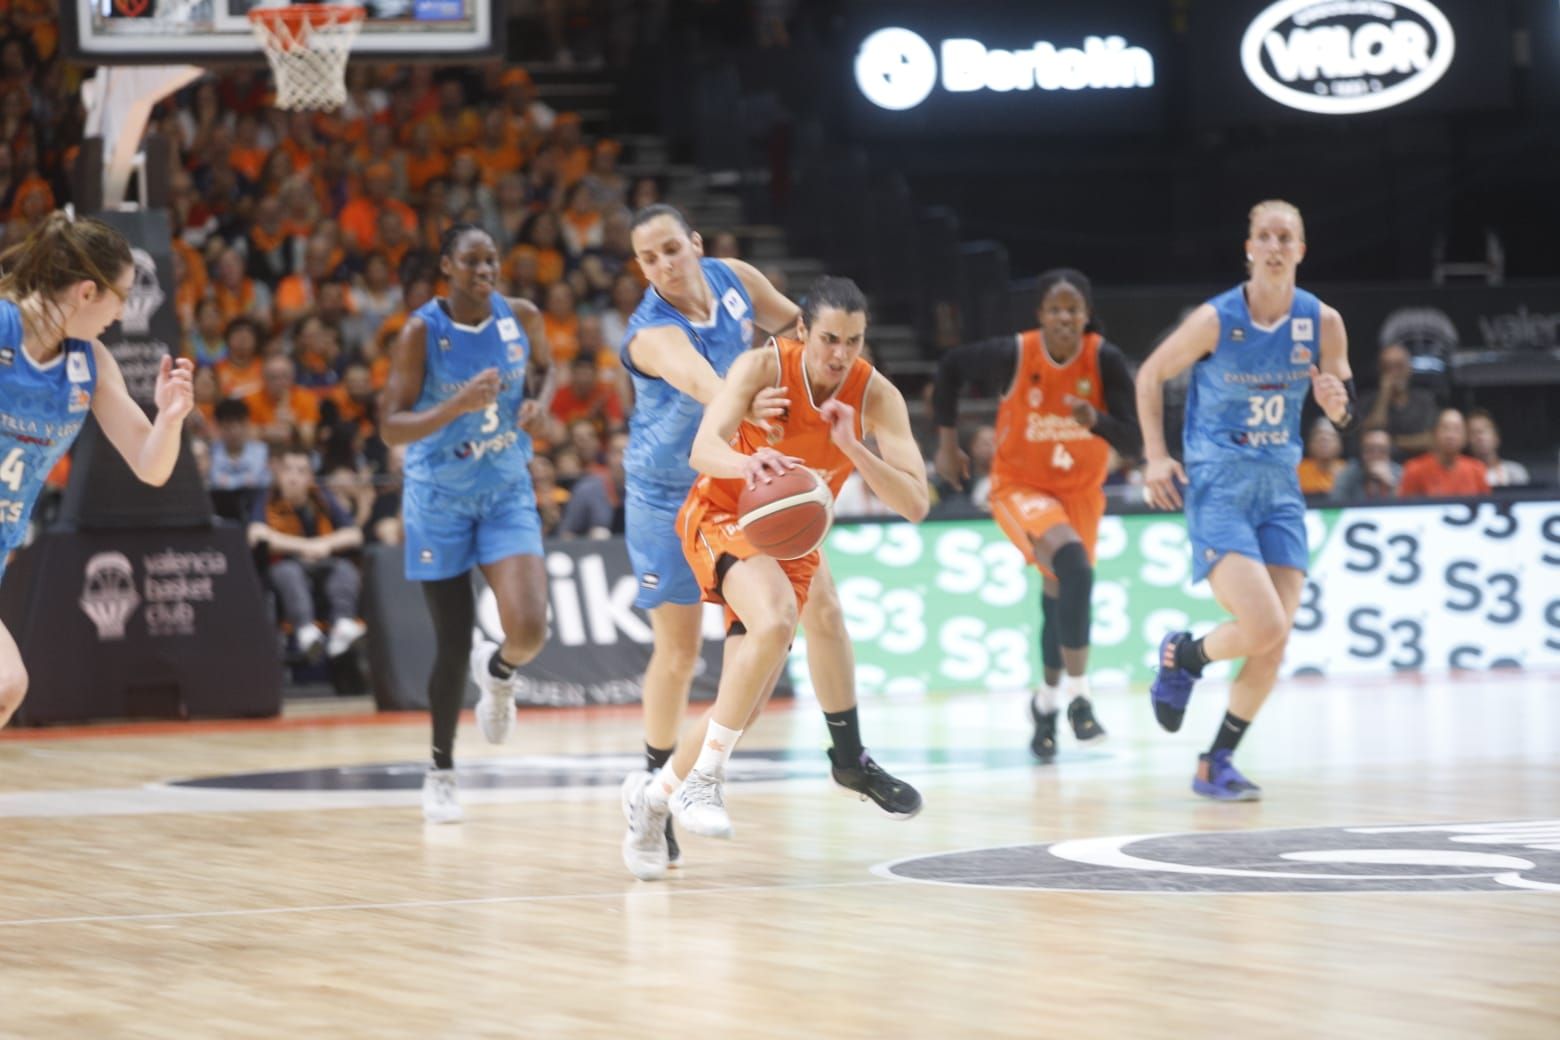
[247,4,365,111]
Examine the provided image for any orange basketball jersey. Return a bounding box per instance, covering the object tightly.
[991,330,1109,494]
[688,336,873,516]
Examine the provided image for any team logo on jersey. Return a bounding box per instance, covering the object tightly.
[1027,388,1043,408]
[80,551,140,641]
[419,548,435,565]
[1291,317,1314,340]
[741,318,754,343]
[721,288,749,321]
[497,317,520,341]
[0,347,12,366]
[68,386,91,413]
[1075,378,1093,397]
[67,351,91,383]
[438,337,452,351]
[507,342,525,363]
[1231,328,1246,342]
[641,573,660,590]
[1290,344,1313,365]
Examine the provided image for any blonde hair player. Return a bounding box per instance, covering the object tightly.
[619,276,929,880]
[0,213,195,729]
[1134,199,1353,800]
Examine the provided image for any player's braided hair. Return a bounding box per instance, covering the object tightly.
[439,222,491,258]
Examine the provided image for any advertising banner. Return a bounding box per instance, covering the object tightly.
[804,501,1560,696]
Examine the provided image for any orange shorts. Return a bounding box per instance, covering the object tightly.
[989,483,1106,575]
[677,494,820,627]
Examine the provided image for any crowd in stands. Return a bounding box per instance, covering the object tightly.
[0,5,1539,674]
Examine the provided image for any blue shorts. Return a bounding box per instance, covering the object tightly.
[625,482,701,610]
[403,479,544,582]
[1184,462,1309,583]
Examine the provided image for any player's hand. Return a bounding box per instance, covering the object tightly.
[1143,455,1188,510]
[745,385,789,435]
[1065,395,1098,429]
[517,398,544,432]
[741,446,801,489]
[934,442,970,491]
[155,355,195,422]
[819,399,859,449]
[1309,365,1348,424]
[453,368,502,415]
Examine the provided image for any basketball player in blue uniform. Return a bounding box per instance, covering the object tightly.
[383,224,554,823]
[617,207,917,881]
[1135,200,1353,801]
[0,213,194,730]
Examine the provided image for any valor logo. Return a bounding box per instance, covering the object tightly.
[1240,0,1456,115]
[879,820,1560,893]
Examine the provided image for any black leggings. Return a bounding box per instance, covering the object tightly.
[423,574,475,770]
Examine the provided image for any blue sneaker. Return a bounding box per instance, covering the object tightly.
[1149,631,1197,732]
[1193,750,1262,801]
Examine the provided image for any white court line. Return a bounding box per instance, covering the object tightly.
[0,878,893,929]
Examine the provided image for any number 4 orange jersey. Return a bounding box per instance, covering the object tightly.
[991,330,1109,494]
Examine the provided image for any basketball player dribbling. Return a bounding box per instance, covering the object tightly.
[0,213,195,729]
[382,224,555,823]
[619,277,927,881]
[933,268,1141,761]
[1134,200,1354,800]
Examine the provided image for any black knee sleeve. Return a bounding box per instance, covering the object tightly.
[1051,541,1094,650]
[1040,593,1063,672]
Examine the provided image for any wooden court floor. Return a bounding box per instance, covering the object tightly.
[1,672,1556,1038]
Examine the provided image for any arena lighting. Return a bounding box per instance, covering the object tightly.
[1240,0,1457,115]
[854,26,1155,111]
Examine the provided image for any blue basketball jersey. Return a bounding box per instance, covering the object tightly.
[0,301,96,552]
[620,258,755,494]
[404,293,533,496]
[1183,285,1321,471]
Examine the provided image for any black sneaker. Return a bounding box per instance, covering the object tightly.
[1067,696,1107,746]
[1029,700,1058,762]
[830,749,922,819]
[665,816,681,867]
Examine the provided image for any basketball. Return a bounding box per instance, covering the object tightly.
[736,467,834,560]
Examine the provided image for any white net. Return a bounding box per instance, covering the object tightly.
[248,4,365,111]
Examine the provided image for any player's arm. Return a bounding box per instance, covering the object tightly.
[688,349,797,483]
[726,258,802,335]
[1074,341,1142,459]
[89,344,193,487]
[1309,304,1355,429]
[511,297,556,427]
[1134,303,1220,509]
[838,372,931,522]
[625,325,790,428]
[931,335,1018,489]
[380,316,497,446]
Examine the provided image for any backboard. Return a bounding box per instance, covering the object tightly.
[62,1,500,65]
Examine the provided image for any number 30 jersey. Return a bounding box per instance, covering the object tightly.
[404,293,533,497]
[991,329,1108,495]
[0,300,97,551]
[1183,284,1320,472]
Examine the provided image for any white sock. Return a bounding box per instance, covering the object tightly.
[1033,683,1061,714]
[693,721,742,776]
[1065,673,1091,703]
[648,764,680,808]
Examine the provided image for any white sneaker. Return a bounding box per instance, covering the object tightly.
[620,771,671,881]
[295,623,325,660]
[421,768,463,824]
[469,640,517,744]
[669,767,733,839]
[327,617,366,657]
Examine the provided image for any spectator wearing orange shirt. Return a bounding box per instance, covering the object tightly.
[211,246,274,327]
[274,234,340,329]
[216,316,267,400]
[559,180,603,258]
[520,209,567,286]
[541,281,580,363]
[339,162,417,253]
[549,355,624,434]
[1399,409,1490,498]
[473,108,525,188]
[404,122,450,197]
[1297,418,1346,496]
[246,355,321,449]
[424,78,482,151]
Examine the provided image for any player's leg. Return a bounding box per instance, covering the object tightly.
[620,600,700,878]
[665,554,798,839]
[1192,563,1303,800]
[0,618,30,730]
[419,573,475,824]
[1032,507,1106,749]
[468,488,549,744]
[800,560,921,817]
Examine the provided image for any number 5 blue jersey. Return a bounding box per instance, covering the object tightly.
[1183,285,1320,471]
[620,258,754,495]
[0,300,97,552]
[404,293,533,496]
